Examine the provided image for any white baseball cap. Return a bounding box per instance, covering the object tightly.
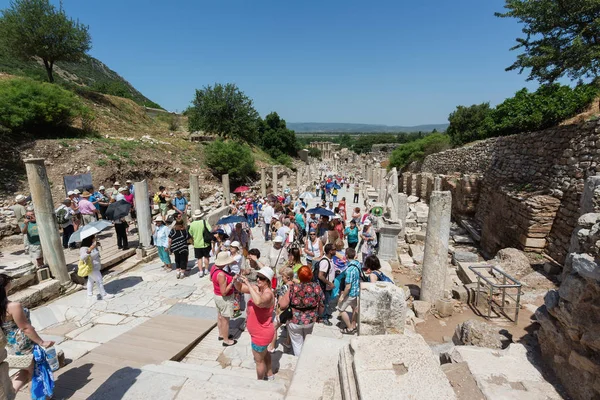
[114,181,121,186]
[230,241,240,249]
[15,195,26,203]
[126,180,132,184]
[99,186,106,190]
[274,236,284,243]
[364,219,371,226]
[67,191,75,196]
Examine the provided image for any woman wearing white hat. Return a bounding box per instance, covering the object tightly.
[210,252,237,346]
[234,267,275,380]
[152,216,171,272]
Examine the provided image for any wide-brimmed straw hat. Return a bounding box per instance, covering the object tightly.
[214,252,235,267]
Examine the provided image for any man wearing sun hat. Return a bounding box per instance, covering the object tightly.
[13,194,29,254]
[109,181,121,202]
[79,191,99,225]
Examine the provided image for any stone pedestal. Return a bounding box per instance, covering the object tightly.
[421,191,452,303]
[260,168,266,197]
[222,174,230,205]
[358,282,406,335]
[189,174,200,213]
[377,224,402,261]
[134,180,153,249]
[24,159,72,287]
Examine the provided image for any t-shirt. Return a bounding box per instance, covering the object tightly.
[295,213,305,230]
[172,196,188,212]
[78,199,96,215]
[229,254,243,275]
[168,229,190,253]
[268,245,288,272]
[25,222,41,245]
[318,257,335,285]
[262,205,274,224]
[188,220,212,248]
[210,265,233,296]
[12,204,26,224]
[344,226,359,243]
[277,226,290,241]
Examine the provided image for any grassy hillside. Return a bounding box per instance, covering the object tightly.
[0,48,161,109]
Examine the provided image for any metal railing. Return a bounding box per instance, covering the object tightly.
[468,264,522,324]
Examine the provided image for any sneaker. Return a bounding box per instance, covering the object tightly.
[102,293,115,300]
[322,319,333,326]
[198,270,205,278]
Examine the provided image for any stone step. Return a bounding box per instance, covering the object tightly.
[8,278,61,309]
[286,335,348,400]
[142,361,288,398]
[338,344,359,400]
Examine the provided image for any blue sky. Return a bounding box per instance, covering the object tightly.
[2,0,540,125]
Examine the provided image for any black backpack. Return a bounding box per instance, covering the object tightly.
[313,258,331,291]
[201,220,213,244]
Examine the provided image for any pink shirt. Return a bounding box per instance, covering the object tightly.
[78,199,96,215]
[210,265,233,296]
[246,298,274,346]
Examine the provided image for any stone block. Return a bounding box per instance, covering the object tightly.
[350,334,457,400]
[450,344,564,399]
[452,251,479,265]
[407,195,419,203]
[453,319,512,349]
[416,212,428,223]
[520,236,546,249]
[571,253,600,281]
[359,282,406,335]
[409,244,424,258]
[405,219,418,229]
[412,300,431,319]
[399,253,415,267]
[453,235,474,244]
[415,231,427,242]
[543,262,561,275]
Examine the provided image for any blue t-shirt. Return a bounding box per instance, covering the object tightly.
[344,226,359,243]
[172,196,188,212]
[295,213,306,230]
[345,260,362,297]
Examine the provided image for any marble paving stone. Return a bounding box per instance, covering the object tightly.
[41,321,79,336]
[74,324,137,344]
[166,304,218,320]
[66,323,94,339]
[88,369,186,400]
[40,334,66,345]
[56,340,100,361]
[94,313,127,325]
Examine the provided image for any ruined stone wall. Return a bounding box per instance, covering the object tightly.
[537,176,600,400]
[420,120,600,262]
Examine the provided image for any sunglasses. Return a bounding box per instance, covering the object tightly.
[257,275,269,282]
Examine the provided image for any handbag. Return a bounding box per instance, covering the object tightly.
[77,256,93,277]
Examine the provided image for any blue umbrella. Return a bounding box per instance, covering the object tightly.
[333,184,341,189]
[216,215,247,225]
[306,207,335,217]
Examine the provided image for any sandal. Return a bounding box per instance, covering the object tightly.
[341,327,357,335]
[222,340,237,347]
[218,334,234,341]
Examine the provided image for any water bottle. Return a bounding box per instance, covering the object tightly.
[45,346,59,372]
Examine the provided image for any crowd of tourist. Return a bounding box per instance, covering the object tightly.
[6,172,396,384]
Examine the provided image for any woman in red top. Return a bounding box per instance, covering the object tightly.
[235,267,275,380]
[338,197,347,221]
[210,252,237,346]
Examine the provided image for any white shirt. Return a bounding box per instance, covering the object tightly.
[115,193,125,202]
[319,257,335,283]
[277,226,290,241]
[262,205,274,224]
[229,254,243,275]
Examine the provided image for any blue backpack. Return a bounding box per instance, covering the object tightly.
[373,270,393,283]
[332,260,361,299]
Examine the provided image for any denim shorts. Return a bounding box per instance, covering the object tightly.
[251,342,269,353]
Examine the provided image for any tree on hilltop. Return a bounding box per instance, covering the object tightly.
[497,0,600,83]
[188,83,259,142]
[257,112,298,159]
[0,0,91,83]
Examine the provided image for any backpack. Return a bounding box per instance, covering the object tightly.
[373,270,394,283]
[56,207,70,225]
[201,220,213,245]
[332,260,360,299]
[313,258,331,291]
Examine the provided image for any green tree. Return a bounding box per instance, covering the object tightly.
[338,133,353,149]
[203,139,256,183]
[257,112,298,159]
[308,147,322,159]
[0,0,91,83]
[496,0,600,83]
[188,83,259,142]
[446,103,493,146]
[389,133,451,170]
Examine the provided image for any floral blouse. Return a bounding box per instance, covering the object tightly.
[289,282,325,325]
[2,308,34,356]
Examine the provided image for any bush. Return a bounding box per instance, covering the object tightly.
[0,77,85,135]
[308,147,322,159]
[204,139,256,183]
[447,83,598,146]
[275,154,293,169]
[389,133,451,170]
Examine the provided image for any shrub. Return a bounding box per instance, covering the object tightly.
[204,139,256,183]
[0,77,85,135]
[389,133,451,170]
[275,154,293,169]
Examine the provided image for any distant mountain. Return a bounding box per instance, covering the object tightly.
[288,122,449,133]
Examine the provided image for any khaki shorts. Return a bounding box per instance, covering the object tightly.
[337,296,358,312]
[214,295,234,318]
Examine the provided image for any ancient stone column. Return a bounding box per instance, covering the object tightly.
[379,168,387,203]
[134,180,153,249]
[398,193,408,238]
[421,191,452,304]
[222,174,230,205]
[296,170,301,190]
[282,174,288,191]
[189,174,200,213]
[260,168,266,197]
[434,176,442,191]
[272,166,278,195]
[24,158,72,287]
